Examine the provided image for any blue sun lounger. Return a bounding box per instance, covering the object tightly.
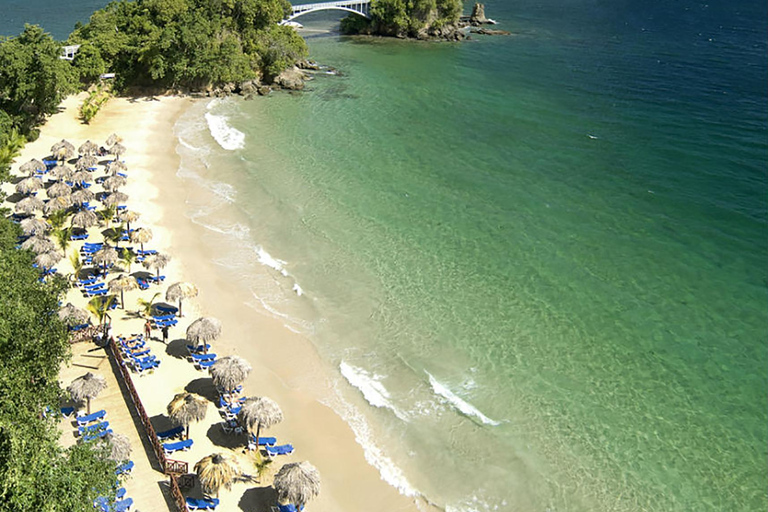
[185,497,220,510]
[82,428,112,442]
[77,420,109,436]
[195,359,216,371]
[266,444,294,457]
[274,504,304,512]
[187,344,211,354]
[163,438,193,454]
[60,406,75,417]
[156,425,184,441]
[190,353,217,363]
[116,460,134,476]
[247,435,277,450]
[76,409,106,426]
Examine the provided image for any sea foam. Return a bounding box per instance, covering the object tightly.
[427,372,501,426]
[341,361,409,422]
[204,111,245,151]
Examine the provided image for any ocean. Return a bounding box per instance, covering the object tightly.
[3,1,767,511]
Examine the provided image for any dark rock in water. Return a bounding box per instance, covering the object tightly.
[472,28,511,36]
[257,86,272,96]
[273,67,308,91]
[298,59,321,71]
[470,3,489,25]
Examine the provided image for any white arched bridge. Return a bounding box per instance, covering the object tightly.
[282,0,371,23]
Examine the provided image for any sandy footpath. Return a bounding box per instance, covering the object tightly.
[3,93,424,512]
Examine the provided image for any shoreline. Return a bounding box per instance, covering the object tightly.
[4,93,427,511]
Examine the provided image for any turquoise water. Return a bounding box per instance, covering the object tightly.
[5,1,768,510]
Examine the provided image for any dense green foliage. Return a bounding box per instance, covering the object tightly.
[69,0,308,88]
[0,219,117,511]
[341,0,463,37]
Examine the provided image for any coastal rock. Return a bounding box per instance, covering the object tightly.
[257,86,272,96]
[273,67,307,91]
[222,82,235,94]
[470,3,490,25]
[472,28,510,36]
[298,59,321,71]
[238,79,260,96]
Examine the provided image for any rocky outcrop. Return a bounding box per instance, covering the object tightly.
[470,3,491,25]
[471,28,510,36]
[272,67,309,91]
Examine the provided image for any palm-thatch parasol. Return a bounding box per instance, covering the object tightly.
[71,170,93,186]
[92,246,118,271]
[110,143,127,157]
[67,372,107,414]
[103,191,128,207]
[75,155,99,170]
[21,235,56,254]
[35,250,63,270]
[71,209,99,229]
[19,159,46,176]
[78,140,99,156]
[102,432,132,461]
[106,133,121,147]
[130,227,152,252]
[273,461,321,509]
[50,163,74,182]
[46,181,72,199]
[238,397,283,447]
[108,275,138,309]
[186,317,221,353]
[102,175,127,193]
[71,188,95,206]
[142,252,170,279]
[210,356,252,393]
[58,302,90,327]
[51,139,75,160]
[165,282,198,317]
[117,210,140,231]
[15,196,44,215]
[43,195,73,216]
[105,160,127,176]
[15,177,43,195]
[20,218,50,236]
[194,453,240,498]
[167,392,208,439]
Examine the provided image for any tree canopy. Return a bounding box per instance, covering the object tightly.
[341,0,463,37]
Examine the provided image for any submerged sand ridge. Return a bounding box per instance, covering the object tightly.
[2,93,428,512]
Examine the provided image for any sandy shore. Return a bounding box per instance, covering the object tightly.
[4,93,426,512]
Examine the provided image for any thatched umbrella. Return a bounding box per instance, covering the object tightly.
[93,246,118,271]
[106,160,127,176]
[186,317,221,353]
[58,302,90,327]
[130,227,153,252]
[19,159,46,176]
[110,143,126,157]
[117,210,140,231]
[35,250,63,270]
[15,196,44,215]
[20,218,50,236]
[67,372,106,415]
[46,181,72,199]
[78,140,99,156]
[75,155,99,171]
[50,163,73,182]
[210,356,252,393]
[21,235,56,254]
[194,453,240,498]
[142,253,170,279]
[71,188,95,206]
[71,170,93,186]
[103,191,128,207]
[102,175,126,193]
[71,209,99,229]
[167,392,208,439]
[15,177,43,195]
[51,139,75,160]
[238,397,283,447]
[106,133,121,147]
[108,275,138,309]
[103,432,132,461]
[166,282,198,317]
[273,461,321,509]
[43,195,73,216]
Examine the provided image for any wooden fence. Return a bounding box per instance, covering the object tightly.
[69,324,101,344]
[108,338,189,511]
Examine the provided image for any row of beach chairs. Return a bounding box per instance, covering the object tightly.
[117,334,161,375]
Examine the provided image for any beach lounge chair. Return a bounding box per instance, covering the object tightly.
[156,425,185,441]
[123,347,150,358]
[82,428,112,442]
[116,488,127,499]
[85,288,108,297]
[69,323,90,332]
[114,497,133,512]
[191,353,217,363]
[163,438,193,454]
[270,504,304,512]
[265,444,294,457]
[76,409,106,426]
[148,274,166,283]
[186,344,211,354]
[185,497,220,510]
[195,359,216,371]
[60,406,75,417]
[247,435,276,450]
[130,359,160,375]
[77,420,109,436]
[116,460,134,476]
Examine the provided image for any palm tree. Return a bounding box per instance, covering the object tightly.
[87,295,115,326]
[47,209,70,230]
[119,248,136,273]
[104,222,125,248]
[51,227,72,256]
[137,291,161,318]
[69,252,84,283]
[97,205,117,229]
[0,129,25,168]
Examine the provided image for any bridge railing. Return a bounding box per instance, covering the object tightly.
[292,0,370,12]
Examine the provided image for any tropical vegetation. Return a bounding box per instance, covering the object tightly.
[341,0,463,37]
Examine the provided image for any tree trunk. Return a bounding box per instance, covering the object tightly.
[86,397,91,415]
[179,299,183,317]
[120,290,125,309]
[185,424,190,440]
[255,423,261,447]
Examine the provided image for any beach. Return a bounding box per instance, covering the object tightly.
[4,93,425,512]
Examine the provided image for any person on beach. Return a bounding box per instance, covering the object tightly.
[162,325,169,344]
[144,319,152,340]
